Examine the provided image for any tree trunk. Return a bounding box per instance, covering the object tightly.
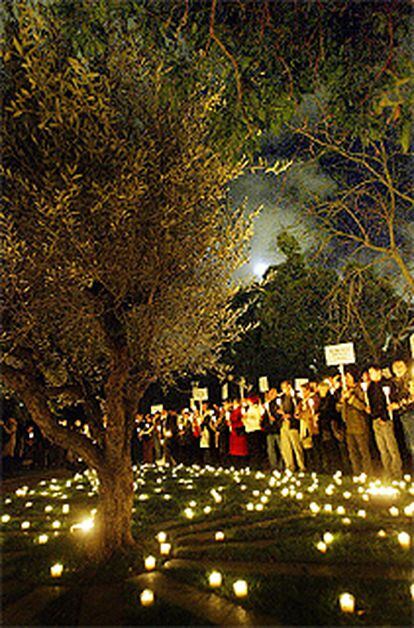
[93,458,135,559]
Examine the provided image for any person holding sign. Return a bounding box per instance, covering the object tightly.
[367,365,402,479]
[336,369,373,476]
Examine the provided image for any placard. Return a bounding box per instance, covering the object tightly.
[324,342,355,366]
[192,387,209,402]
[151,404,163,414]
[295,378,309,390]
[258,376,269,393]
[410,334,414,358]
[221,383,229,401]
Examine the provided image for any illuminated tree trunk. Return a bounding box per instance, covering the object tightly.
[95,459,135,557]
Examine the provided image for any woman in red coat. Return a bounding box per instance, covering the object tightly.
[229,403,248,468]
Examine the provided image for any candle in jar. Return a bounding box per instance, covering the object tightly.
[156,531,167,543]
[233,579,248,598]
[339,592,355,613]
[140,589,155,607]
[398,532,411,549]
[215,531,225,541]
[209,571,222,588]
[50,563,63,578]
[160,542,171,556]
[144,555,156,571]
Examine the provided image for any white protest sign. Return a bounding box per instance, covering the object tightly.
[221,383,229,401]
[324,342,355,366]
[190,398,197,411]
[150,404,163,414]
[192,387,209,402]
[295,378,309,391]
[258,376,269,393]
[410,334,414,358]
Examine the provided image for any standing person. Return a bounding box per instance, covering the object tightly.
[216,404,231,467]
[139,415,155,464]
[278,381,305,472]
[316,381,342,473]
[242,397,264,469]
[390,359,414,467]
[367,365,402,479]
[2,417,18,473]
[229,401,248,468]
[164,411,179,466]
[262,389,283,470]
[336,370,373,476]
[296,384,320,471]
[178,410,194,466]
[199,409,216,465]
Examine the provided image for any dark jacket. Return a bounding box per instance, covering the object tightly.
[367,381,389,421]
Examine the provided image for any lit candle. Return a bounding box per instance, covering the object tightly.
[62,504,70,514]
[50,563,63,578]
[398,532,411,549]
[410,583,414,601]
[140,589,155,607]
[316,541,327,553]
[21,521,30,530]
[52,520,61,529]
[160,542,171,556]
[323,532,334,545]
[209,571,222,588]
[157,531,167,543]
[38,534,49,544]
[389,506,399,517]
[233,579,248,598]
[339,592,355,613]
[1,514,11,523]
[215,531,225,541]
[144,555,156,571]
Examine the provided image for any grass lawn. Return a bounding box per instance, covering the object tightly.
[1,464,413,625]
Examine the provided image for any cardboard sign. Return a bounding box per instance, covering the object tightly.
[151,404,163,414]
[325,342,355,366]
[295,378,309,390]
[221,383,229,401]
[258,376,269,393]
[192,387,209,402]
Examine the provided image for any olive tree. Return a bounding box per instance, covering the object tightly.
[1,2,252,557]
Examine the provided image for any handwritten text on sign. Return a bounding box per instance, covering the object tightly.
[192,387,209,402]
[324,342,356,366]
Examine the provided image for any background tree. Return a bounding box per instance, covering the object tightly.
[227,233,412,385]
[1,1,252,558]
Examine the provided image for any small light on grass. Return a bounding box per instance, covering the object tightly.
[140,589,155,607]
[144,555,156,571]
[233,579,248,598]
[339,592,355,613]
[209,571,222,588]
[397,531,410,549]
[50,563,63,578]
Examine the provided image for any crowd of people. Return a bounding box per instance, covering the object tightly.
[2,358,413,480]
[131,359,414,479]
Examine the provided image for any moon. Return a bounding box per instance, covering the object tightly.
[253,261,269,278]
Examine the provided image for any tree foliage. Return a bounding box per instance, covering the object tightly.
[227,233,412,384]
[1,0,253,555]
